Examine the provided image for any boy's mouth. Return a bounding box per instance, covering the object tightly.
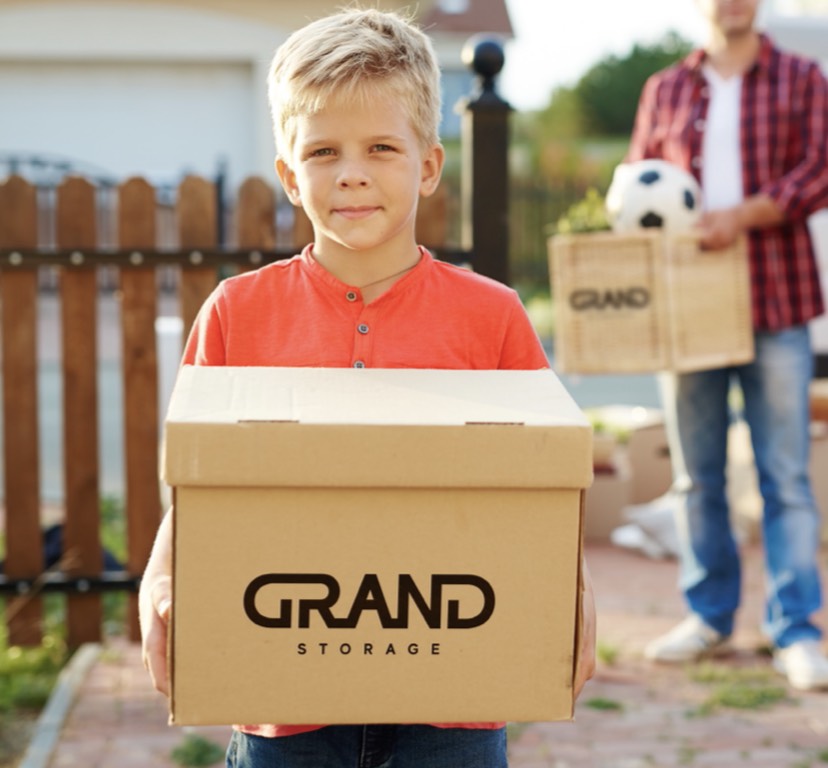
[334,206,380,220]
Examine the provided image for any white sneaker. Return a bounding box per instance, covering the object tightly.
[773,640,828,691]
[610,523,673,560]
[621,492,683,559]
[644,615,730,663]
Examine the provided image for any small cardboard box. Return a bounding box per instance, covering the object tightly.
[627,421,673,505]
[548,232,755,374]
[584,468,631,542]
[812,379,828,422]
[812,423,828,543]
[164,366,592,726]
[586,405,673,506]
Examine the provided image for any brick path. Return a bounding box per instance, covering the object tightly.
[23,543,828,768]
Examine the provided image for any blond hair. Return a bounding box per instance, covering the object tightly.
[267,7,442,159]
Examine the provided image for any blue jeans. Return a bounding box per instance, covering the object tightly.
[660,326,823,648]
[226,726,508,768]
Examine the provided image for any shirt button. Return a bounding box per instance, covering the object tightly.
[357,323,370,334]
[353,360,366,368]
[694,119,705,131]
[691,156,702,169]
[346,291,358,302]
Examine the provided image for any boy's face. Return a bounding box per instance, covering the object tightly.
[276,90,444,261]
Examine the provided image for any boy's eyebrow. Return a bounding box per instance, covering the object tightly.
[299,133,410,147]
[367,134,408,143]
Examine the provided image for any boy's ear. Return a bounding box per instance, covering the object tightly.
[419,143,445,198]
[275,157,302,207]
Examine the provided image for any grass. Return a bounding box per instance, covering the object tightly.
[685,663,789,716]
[584,696,624,711]
[170,733,226,767]
[596,639,620,666]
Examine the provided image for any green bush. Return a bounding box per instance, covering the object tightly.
[0,605,68,714]
[0,496,128,723]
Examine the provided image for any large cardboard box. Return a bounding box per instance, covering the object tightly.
[548,232,754,374]
[164,366,592,726]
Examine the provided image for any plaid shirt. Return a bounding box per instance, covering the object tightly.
[627,34,828,331]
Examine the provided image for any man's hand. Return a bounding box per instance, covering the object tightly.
[697,208,743,250]
[697,194,784,250]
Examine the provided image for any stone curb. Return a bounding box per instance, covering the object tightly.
[19,643,102,768]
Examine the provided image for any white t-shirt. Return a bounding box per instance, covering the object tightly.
[701,64,744,210]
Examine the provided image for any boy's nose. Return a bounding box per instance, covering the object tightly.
[337,163,370,188]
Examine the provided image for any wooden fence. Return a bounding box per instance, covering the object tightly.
[0,172,454,649]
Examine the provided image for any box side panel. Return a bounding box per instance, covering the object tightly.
[548,233,670,374]
[172,486,582,725]
[667,236,755,372]
[164,423,594,490]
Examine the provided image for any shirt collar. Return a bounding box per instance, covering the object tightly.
[299,243,432,300]
[685,33,774,76]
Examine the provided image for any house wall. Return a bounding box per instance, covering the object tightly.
[0,0,443,189]
[0,0,434,28]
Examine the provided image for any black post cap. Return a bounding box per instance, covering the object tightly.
[462,35,509,106]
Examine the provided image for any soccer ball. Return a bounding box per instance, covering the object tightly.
[605,159,702,234]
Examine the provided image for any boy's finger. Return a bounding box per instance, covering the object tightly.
[151,576,173,621]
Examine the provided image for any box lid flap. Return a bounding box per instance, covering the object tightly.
[163,367,593,489]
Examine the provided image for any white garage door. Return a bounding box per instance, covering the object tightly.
[0,60,257,188]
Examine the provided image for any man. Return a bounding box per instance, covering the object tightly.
[626,0,828,690]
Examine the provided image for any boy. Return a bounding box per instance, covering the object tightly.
[140,8,596,766]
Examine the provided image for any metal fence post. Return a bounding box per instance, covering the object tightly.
[459,36,512,286]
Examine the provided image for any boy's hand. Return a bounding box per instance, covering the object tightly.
[139,574,172,696]
[574,561,597,698]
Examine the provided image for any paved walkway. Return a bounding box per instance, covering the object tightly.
[20,543,828,768]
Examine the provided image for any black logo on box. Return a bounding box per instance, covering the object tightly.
[569,287,651,311]
[243,573,495,630]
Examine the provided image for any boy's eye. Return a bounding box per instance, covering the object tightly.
[308,147,334,158]
[372,144,395,153]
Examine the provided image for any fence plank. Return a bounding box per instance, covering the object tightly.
[0,176,43,646]
[118,177,162,641]
[177,176,218,336]
[291,205,314,253]
[416,183,449,250]
[236,177,276,251]
[57,177,103,646]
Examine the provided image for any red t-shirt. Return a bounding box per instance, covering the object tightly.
[181,245,549,737]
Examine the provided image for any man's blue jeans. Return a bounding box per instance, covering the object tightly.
[226,725,508,768]
[661,325,823,648]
